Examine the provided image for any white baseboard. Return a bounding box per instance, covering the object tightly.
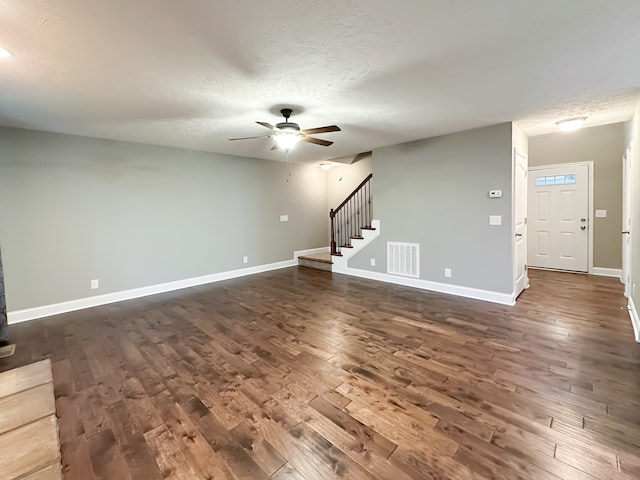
[628,297,640,343]
[333,267,516,306]
[8,247,329,324]
[592,267,622,279]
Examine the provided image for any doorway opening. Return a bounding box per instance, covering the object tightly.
[527,162,594,274]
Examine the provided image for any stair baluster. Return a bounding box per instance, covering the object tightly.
[330,174,374,256]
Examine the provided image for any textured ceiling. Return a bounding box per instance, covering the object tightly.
[1,1,640,164]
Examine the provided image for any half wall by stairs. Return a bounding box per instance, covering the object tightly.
[297,219,380,272]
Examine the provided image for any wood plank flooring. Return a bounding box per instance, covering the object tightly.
[1,268,639,479]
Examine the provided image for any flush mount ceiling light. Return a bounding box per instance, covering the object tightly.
[319,163,332,171]
[0,48,13,58]
[556,117,587,132]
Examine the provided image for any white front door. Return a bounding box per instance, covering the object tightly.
[528,164,590,272]
[623,144,633,296]
[514,149,528,297]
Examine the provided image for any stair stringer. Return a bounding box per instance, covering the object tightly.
[332,219,380,274]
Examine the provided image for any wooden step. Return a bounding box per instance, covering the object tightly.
[350,236,364,240]
[340,244,353,248]
[298,252,333,272]
[298,254,332,265]
[361,226,376,230]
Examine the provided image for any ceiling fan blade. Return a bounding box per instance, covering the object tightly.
[229,135,272,141]
[256,121,275,130]
[302,136,333,147]
[300,125,341,135]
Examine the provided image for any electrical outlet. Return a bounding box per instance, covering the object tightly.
[90,279,99,290]
[444,268,452,278]
[370,258,376,266]
[243,256,248,264]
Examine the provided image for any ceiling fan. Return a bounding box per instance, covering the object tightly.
[230,108,341,150]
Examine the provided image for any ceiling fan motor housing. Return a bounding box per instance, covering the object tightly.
[275,122,300,133]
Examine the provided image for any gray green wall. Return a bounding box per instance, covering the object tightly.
[529,123,625,269]
[0,127,328,311]
[347,123,515,294]
[327,153,373,210]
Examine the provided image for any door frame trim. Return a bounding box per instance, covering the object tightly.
[512,148,529,297]
[622,142,633,296]
[528,161,594,274]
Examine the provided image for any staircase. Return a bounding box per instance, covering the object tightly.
[298,174,379,272]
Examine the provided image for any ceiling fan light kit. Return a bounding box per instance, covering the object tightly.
[273,130,301,150]
[229,108,341,151]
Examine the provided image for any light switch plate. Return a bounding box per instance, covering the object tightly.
[280,215,289,222]
[595,210,607,218]
[489,190,503,198]
[489,215,502,226]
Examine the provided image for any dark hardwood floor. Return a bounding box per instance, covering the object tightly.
[1,267,639,479]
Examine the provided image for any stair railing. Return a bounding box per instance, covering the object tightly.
[330,173,373,255]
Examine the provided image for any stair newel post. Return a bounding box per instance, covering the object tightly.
[352,197,356,237]
[346,201,350,242]
[330,208,337,255]
[341,209,345,248]
[368,178,373,228]
[355,194,359,236]
[358,190,364,235]
[339,209,343,250]
[346,199,350,239]
[364,181,369,227]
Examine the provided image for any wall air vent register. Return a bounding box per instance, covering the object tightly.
[387,242,420,278]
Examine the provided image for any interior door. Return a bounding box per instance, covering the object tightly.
[528,164,589,272]
[514,149,528,297]
[623,144,633,296]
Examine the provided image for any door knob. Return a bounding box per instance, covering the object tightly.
[622,231,630,234]
[581,226,586,230]
[515,233,523,237]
